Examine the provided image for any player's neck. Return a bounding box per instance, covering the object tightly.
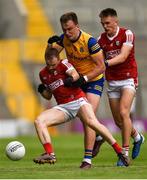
[107,26,119,40]
[71,30,81,43]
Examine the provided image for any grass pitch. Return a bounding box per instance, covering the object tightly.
[0,133,147,179]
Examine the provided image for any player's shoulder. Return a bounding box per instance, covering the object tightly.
[39,66,47,76]
[120,27,134,35]
[81,30,92,38]
[61,59,68,65]
[120,27,135,43]
[98,32,107,41]
[60,59,71,66]
[61,59,73,68]
[81,30,95,42]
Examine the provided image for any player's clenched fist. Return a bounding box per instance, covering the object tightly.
[47,35,61,44]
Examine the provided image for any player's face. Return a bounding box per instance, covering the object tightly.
[100,16,118,37]
[46,56,60,73]
[61,20,80,41]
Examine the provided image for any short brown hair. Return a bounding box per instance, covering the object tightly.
[45,47,59,60]
[60,12,78,25]
[99,8,117,18]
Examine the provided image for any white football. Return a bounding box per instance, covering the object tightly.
[5,141,25,161]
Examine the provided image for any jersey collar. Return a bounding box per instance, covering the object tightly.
[71,30,82,43]
[107,26,120,41]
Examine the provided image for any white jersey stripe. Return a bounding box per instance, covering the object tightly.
[125,30,134,45]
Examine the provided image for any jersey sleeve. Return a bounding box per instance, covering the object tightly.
[39,71,47,86]
[56,34,64,47]
[61,59,75,73]
[88,37,102,54]
[123,30,134,47]
[97,35,101,42]
[39,72,45,84]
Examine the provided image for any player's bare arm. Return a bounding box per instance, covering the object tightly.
[41,89,52,100]
[63,65,80,87]
[106,44,132,66]
[66,68,80,81]
[86,51,105,81]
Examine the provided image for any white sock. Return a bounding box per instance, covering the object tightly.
[122,147,129,156]
[134,133,141,142]
[83,158,91,164]
[96,135,103,141]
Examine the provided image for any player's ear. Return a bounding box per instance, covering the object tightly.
[76,24,80,29]
[114,17,118,25]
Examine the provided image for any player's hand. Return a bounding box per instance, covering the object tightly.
[38,84,46,93]
[72,75,87,87]
[64,76,74,87]
[47,35,61,44]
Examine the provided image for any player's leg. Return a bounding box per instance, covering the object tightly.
[86,93,105,158]
[108,88,133,166]
[33,108,67,164]
[79,103,130,167]
[129,98,145,159]
[108,97,129,166]
[108,98,122,127]
[109,93,144,165]
[80,78,104,169]
[113,88,134,166]
[120,88,135,148]
[80,93,100,169]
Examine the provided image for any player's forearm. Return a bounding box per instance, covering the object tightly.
[107,54,127,66]
[41,90,52,100]
[69,69,80,81]
[86,63,105,81]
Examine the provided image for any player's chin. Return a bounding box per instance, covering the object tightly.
[106,29,112,35]
[105,29,109,33]
[67,36,74,41]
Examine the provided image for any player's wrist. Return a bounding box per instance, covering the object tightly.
[48,43,52,46]
[83,75,88,82]
[104,59,109,67]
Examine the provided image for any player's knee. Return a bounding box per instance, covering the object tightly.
[84,116,92,125]
[34,115,46,129]
[86,118,98,129]
[120,108,129,119]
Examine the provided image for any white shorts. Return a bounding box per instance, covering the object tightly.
[53,97,89,121]
[107,78,136,98]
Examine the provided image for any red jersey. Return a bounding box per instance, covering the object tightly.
[98,27,138,84]
[39,59,85,104]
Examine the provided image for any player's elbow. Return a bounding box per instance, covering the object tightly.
[120,54,128,63]
[41,90,52,100]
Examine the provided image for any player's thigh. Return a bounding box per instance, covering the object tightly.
[109,98,122,124]
[78,104,97,125]
[38,108,66,126]
[120,88,135,112]
[86,93,101,113]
